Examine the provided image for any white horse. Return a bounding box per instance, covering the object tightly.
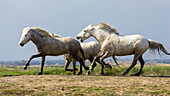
[19,27,88,75]
[52,34,119,71]
[77,22,170,76]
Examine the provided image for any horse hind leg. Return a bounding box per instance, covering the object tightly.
[112,56,120,67]
[64,60,78,71]
[72,59,76,75]
[122,53,141,76]
[131,56,145,76]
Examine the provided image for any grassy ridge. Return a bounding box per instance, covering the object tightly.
[0,65,170,77]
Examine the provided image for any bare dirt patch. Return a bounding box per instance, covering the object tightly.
[0,75,169,96]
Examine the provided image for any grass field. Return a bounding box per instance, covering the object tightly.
[0,64,170,77]
[0,64,170,95]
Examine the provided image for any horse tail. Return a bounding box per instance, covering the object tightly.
[80,47,85,60]
[148,39,170,55]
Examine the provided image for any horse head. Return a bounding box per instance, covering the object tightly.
[77,25,94,42]
[19,27,33,46]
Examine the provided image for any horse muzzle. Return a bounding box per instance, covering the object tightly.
[80,39,84,42]
[19,43,24,47]
[76,36,80,40]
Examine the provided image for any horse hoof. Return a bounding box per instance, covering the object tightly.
[121,73,126,76]
[23,67,27,70]
[77,72,82,75]
[131,73,140,76]
[37,72,42,75]
[86,71,90,75]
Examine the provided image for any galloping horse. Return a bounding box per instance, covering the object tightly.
[52,33,119,71]
[19,27,88,75]
[77,22,170,76]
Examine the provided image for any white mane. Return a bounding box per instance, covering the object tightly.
[95,22,119,35]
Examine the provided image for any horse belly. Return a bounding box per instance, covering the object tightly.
[114,45,134,56]
[45,45,68,56]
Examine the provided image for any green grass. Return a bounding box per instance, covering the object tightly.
[92,65,170,76]
[0,66,73,77]
[0,65,170,77]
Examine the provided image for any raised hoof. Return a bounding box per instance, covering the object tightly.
[37,72,42,75]
[77,72,82,75]
[131,73,140,76]
[84,67,89,70]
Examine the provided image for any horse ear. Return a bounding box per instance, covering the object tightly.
[22,27,31,33]
[88,24,92,27]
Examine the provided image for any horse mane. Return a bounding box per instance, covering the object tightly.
[31,27,52,37]
[97,22,120,35]
[51,33,62,38]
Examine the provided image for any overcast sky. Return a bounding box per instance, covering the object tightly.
[0,0,170,61]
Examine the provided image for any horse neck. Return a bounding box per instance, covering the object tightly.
[30,32,46,48]
[91,29,111,46]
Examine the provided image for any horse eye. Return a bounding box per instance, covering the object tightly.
[25,34,27,36]
[84,30,87,32]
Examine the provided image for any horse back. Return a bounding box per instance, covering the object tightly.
[112,35,149,56]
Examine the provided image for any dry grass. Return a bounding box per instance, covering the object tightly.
[0,75,169,96]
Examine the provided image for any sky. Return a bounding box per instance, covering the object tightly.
[0,0,170,61]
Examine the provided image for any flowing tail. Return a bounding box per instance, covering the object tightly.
[148,39,170,55]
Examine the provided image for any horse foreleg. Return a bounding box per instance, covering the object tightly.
[122,54,141,76]
[23,53,42,70]
[86,52,105,75]
[100,52,112,69]
[86,56,100,75]
[37,56,45,75]
[131,56,145,76]
[88,57,97,69]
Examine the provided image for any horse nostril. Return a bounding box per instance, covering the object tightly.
[20,43,24,46]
